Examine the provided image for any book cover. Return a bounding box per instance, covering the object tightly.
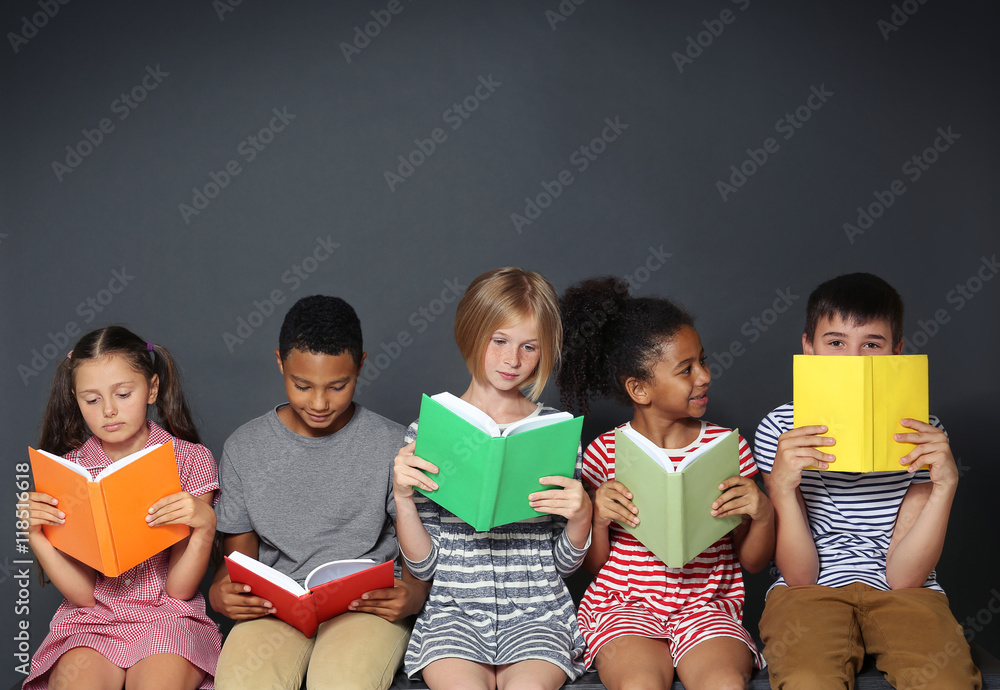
[28,441,189,576]
[224,553,394,637]
[413,393,583,531]
[614,427,742,568]
[793,355,929,472]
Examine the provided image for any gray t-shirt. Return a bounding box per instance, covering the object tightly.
[216,403,405,584]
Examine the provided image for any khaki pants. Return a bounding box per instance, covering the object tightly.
[760,583,981,690]
[215,613,410,690]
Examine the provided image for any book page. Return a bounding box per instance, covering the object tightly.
[502,411,572,437]
[228,551,306,596]
[430,392,500,436]
[30,447,91,480]
[304,559,378,590]
[673,430,734,472]
[619,424,676,473]
[93,443,164,481]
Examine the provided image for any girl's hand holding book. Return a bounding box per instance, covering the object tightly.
[393,441,439,498]
[146,491,216,532]
[711,476,772,523]
[591,480,638,528]
[529,476,592,524]
[27,491,65,531]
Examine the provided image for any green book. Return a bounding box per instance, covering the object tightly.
[614,426,742,568]
[413,393,583,531]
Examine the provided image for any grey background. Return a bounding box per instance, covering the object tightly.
[3,0,997,684]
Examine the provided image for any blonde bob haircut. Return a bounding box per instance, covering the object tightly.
[454,267,562,401]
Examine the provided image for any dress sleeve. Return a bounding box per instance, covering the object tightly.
[550,444,590,578]
[737,433,759,479]
[175,440,219,503]
[401,421,440,581]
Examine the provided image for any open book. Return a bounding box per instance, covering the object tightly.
[614,426,742,568]
[793,354,929,472]
[28,441,188,577]
[413,392,583,531]
[224,552,395,637]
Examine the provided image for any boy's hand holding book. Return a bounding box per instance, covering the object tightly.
[211,572,276,620]
[895,418,959,490]
[769,425,836,496]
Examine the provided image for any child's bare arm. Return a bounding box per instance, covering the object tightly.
[765,425,833,585]
[392,441,436,567]
[155,491,217,601]
[885,419,958,589]
[715,476,774,573]
[583,480,635,574]
[26,491,98,606]
[209,531,275,620]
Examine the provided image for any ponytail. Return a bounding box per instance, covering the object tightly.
[557,276,694,414]
[37,327,201,452]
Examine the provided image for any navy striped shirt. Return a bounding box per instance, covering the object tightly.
[754,402,943,594]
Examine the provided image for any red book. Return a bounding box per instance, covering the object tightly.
[224,552,395,637]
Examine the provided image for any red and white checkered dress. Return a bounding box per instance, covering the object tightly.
[24,422,222,689]
[577,422,766,670]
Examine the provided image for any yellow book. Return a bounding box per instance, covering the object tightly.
[793,355,928,472]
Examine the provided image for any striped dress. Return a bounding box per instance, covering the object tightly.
[401,405,589,680]
[754,402,941,593]
[577,421,765,669]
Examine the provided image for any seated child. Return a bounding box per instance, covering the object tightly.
[209,295,429,690]
[393,267,592,689]
[755,272,981,689]
[558,277,773,690]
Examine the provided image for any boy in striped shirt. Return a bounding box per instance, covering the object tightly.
[754,273,980,689]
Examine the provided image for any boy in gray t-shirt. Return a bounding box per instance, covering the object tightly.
[210,295,428,690]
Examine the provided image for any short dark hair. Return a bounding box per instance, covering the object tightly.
[804,273,904,349]
[278,295,363,363]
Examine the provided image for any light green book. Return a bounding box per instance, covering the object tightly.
[614,425,742,568]
[413,393,583,531]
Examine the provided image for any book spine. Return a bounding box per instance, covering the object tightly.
[865,358,875,472]
[89,482,118,577]
[481,439,506,531]
[666,474,682,568]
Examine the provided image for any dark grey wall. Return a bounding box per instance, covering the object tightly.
[3,0,997,683]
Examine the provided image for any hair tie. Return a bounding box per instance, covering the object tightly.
[146,342,154,352]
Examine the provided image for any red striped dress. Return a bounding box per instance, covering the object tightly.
[577,421,765,669]
[24,422,222,689]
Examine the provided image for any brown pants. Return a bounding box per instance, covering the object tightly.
[760,583,981,690]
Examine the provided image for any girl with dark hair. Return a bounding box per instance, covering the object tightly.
[24,326,221,690]
[558,277,774,690]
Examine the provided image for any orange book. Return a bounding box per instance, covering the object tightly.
[28,441,189,577]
